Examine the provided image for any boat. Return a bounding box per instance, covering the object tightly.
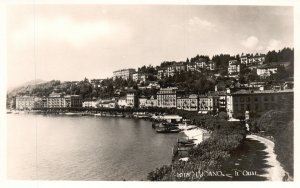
[156,127,181,134]
[65,112,79,116]
[169,129,181,133]
[178,140,194,144]
[156,128,172,133]
[181,143,196,147]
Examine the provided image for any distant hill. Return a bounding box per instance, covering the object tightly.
[7,79,48,97]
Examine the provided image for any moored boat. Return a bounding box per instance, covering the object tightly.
[156,127,181,134]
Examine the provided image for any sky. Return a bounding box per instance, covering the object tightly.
[6,5,294,88]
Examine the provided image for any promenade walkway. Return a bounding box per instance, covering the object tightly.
[246,135,288,181]
[206,134,289,181]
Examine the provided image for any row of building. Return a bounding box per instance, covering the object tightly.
[15,85,293,119]
[16,93,82,110]
[228,59,281,78]
[112,55,279,82]
[112,60,218,81]
[81,86,293,118]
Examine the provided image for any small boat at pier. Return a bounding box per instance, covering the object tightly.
[156,127,181,133]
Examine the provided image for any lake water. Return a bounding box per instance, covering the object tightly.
[7,113,179,181]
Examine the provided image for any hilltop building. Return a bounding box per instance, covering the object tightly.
[257,65,278,77]
[166,63,186,77]
[228,60,240,75]
[113,68,136,80]
[240,55,265,66]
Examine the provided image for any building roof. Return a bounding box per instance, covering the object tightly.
[257,64,279,69]
[113,68,136,73]
[149,95,157,100]
[188,62,196,66]
[269,61,291,68]
[177,94,198,99]
[139,95,147,99]
[83,99,96,102]
[229,60,240,65]
[231,89,293,95]
[126,89,137,93]
[241,55,265,58]
[118,96,126,100]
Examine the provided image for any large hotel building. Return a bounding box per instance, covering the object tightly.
[16,93,82,109]
[226,89,293,118]
[112,68,136,81]
[157,87,177,108]
[16,96,41,110]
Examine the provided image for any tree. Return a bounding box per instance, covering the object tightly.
[186,58,190,63]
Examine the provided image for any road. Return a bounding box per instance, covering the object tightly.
[206,134,288,181]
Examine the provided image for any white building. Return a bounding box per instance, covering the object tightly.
[126,89,138,108]
[133,72,148,82]
[113,68,136,80]
[241,55,265,66]
[138,96,148,108]
[16,96,42,110]
[157,69,167,79]
[132,72,140,82]
[166,64,186,77]
[82,100,97,108]
[145,96,158,108]
[196,61,207,69]
[117,97,127,108]
[157,87,177,108]
[46,93,65,108]
[208,61,216,70]
[176,94,198,111]
[187,63,197,72]
[98,99,116,108]
[228,60,240,75]
[257,66,278,77]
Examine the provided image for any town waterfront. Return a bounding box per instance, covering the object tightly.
[7,113,178,180]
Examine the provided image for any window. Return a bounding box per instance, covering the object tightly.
[240,104,244,111]
[271,104,275,109]
[271,96,274,101]
[265,103,269,110]
[264,96,268,101]
[240,97,244,102]
[255,104,259,111]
